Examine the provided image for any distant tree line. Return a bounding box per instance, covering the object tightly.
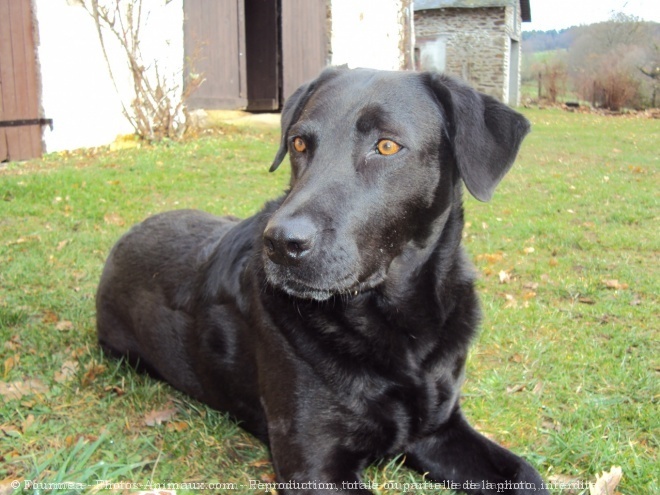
[522,14,660,110]
[522,28,574,52]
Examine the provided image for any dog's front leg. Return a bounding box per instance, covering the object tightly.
[255,326,375,493]
[405,408,548,495]
[266,432,373,494]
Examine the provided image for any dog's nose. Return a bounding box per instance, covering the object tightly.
[263,217,317,266]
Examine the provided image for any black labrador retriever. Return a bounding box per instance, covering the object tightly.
[97,67,548,494]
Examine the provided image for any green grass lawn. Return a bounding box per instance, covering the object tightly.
[1,110,658,494]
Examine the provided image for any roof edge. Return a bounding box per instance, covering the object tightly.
[414,0,531,22]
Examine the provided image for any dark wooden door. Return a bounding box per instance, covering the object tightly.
[0,0,42,161]
[281,0,328,101]
[245,0,279,111]
[183,0,327,111]
[184,0,247,109]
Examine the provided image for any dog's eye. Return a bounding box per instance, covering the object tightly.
[292,137,307,153]
[376,139,401,156]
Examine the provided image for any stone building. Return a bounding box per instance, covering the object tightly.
[414,0,531,105]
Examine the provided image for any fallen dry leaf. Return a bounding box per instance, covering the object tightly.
[476,252,504,264]
[542,418,562,432]
[504,294,517,308]
[54,360,79,384]
[0,479,21,495]
[55,320,74,331]
[41,310,59,324]
[104,385,125,396]
[104,212,125,226]
[82,363,107,386]
[4,335,21,352]
[590,466,623,495]
[547,474,582,494]
[69,347,87,359]
[144,406,178,426]
[0,378,48,401]
[603,279,628,290]
[523,246,535,254]
[509,353,524,364]
[166,420,189,432]
[22,414,35,434]
[499,270,511,284]
[506,383,525,394]
[578,297,596,305]
[63,435,97,451]
[260,472,277,484]
[0,424,21,438]
[5,234,41,247]
[4,355,19,377]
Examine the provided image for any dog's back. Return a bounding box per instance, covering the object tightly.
[96,209,239,397]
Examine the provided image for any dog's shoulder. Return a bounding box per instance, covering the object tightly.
[197,197,285,307]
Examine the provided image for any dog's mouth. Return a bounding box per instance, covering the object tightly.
[267,268,387,301]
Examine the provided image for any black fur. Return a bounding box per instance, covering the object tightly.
[97,68,546,494]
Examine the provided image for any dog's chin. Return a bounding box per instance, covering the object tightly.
[265,265,387,302]
[276,280,336,301]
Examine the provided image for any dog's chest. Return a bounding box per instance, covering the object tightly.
[348,331,464,442]
[266,294,468,450]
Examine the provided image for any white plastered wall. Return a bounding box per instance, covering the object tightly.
[35,0,184,153]
[329,0,409,71]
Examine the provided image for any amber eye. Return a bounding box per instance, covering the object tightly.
[376,139,401,156]
[292,137,307,153]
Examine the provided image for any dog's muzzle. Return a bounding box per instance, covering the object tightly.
[263,216,318,267]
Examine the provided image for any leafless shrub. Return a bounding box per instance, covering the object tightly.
[597,60,641,111]
[572,46,642,111]
[566,13,657,110]
[537,58,567,103]
[82,0,203,141]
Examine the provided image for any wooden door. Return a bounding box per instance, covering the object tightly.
[280,0,327,101]
[0,0,42,162]
[245,0,279,111]
[184,0,247,109]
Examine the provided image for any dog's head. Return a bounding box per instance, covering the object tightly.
[263,67,530,301]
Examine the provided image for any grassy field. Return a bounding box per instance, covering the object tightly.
[1,109,658,494]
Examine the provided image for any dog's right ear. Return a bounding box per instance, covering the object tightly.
[269,67,345,172]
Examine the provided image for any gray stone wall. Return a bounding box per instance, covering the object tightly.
[415,6,520,103]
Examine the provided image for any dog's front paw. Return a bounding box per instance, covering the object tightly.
[508,460,549,494]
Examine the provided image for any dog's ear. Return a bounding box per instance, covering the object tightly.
[269,83,315,172]
[426,73,530,202]
[270,67,346,172]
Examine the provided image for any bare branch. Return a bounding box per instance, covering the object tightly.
[81,0,201,141]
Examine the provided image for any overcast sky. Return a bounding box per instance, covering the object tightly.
[523,0,660,31]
